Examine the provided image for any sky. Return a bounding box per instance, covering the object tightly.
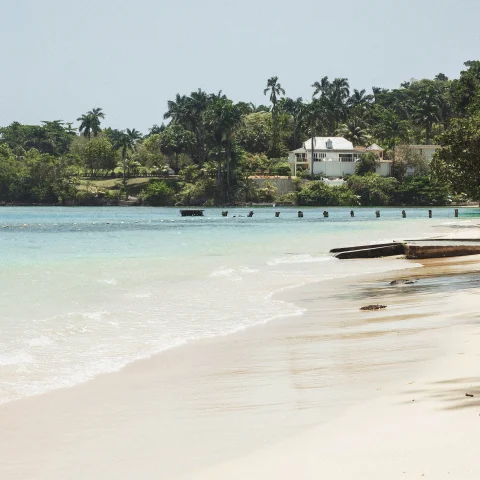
[1,0,479,133]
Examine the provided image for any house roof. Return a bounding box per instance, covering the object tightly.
[303,137,354,151]
[366,143,384,151]
[292,147,306,153]
[408,145,441,149]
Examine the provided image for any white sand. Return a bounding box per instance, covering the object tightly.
[187,306,480,480]
[1,255,480,479]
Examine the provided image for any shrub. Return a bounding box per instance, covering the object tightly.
[347,173,399,206]
[272,162,292,176]
[140,180,175,206]
[355,152,379,176]
[297,181,338,206]
[398,175,450,205]
[256,181,277,202]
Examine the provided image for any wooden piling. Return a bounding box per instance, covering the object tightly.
[180,209,204,217]
[428,210,432,218]
[402,210,406,218]
[298,211,303,218]
[376,210,380,218]
[455,209,459,218]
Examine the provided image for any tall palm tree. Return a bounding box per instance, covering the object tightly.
[164,94,190,125]
[164,90,211,165]
[114,128,142,186]
[329,78,350,132]
[187,89,211,165]
[347,89,374,108]
[264,76,286,157]
[65,122,77,135]
[88,108,105,137]
[336,120,372,146]
[279,97,304,149]
[248,103,270,113]
[413,90,440,144]
[299,99,325,176]
[77,113,94,139]
[331,78,350,101]
[312,77,330,98]
[206,98,243,197]
[372,86,389,105]
[264,76,285,111]
[77,107,105,139]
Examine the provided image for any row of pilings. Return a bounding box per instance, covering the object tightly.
[218,209,460,218]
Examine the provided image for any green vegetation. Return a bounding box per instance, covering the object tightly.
[1,61,479,206]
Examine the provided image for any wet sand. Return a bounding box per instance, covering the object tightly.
[1,253,480,479]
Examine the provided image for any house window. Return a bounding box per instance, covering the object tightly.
[339,154,354,162]
[313,152,326,162]
[295,153,306,161]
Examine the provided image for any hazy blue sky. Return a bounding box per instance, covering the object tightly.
[1,0,479,132]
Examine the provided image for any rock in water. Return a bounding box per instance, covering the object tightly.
[360,304,387,311]
[390,279,417,285]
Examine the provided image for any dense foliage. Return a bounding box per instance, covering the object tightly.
[0,60,479,205]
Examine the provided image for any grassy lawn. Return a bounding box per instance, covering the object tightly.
[77,177,152,195]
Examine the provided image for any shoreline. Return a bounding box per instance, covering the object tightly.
[2,250,480,478]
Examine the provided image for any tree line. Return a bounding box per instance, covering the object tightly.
[0,60,479,205]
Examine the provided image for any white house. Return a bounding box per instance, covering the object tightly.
[408,145,440,162]
[288,137,392,177]
[394,144,441,176]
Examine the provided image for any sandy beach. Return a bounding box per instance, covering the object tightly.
[1,243,480,479]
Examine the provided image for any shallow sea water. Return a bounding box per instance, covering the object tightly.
[0,206,478,404]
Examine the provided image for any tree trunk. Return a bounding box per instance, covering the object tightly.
[310,134,315,176]
[293,117,296,149]
[217,157,222,188]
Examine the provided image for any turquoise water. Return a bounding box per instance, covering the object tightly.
[0,206,478,404]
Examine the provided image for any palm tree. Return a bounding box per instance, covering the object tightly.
[164,94,190,125]
[279,97,304,149]
[206,98,243,198]
[370,107,409,155]
[77,113,94,139]
[264,76,286,157]
[88,108,105,137]
[299,99,325,176]
[336,120,372,146]
[331,78,350,100]
[312,77,330,98]
[164,90,211,165]
[114,128,142,186]
[347,89,374,108]
[413,90,440,144]
[77,107,105,139]
[249,103,270,113]
[65,122,77,135]
[159,124,196,173]
[329,78,350,132]
[264,76,285,111]
[187,89,211,165]
[372,87,389,105]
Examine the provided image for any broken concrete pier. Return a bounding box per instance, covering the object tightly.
[331,242,405,259]
[405,244,480,259]
[331,240,480,260]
